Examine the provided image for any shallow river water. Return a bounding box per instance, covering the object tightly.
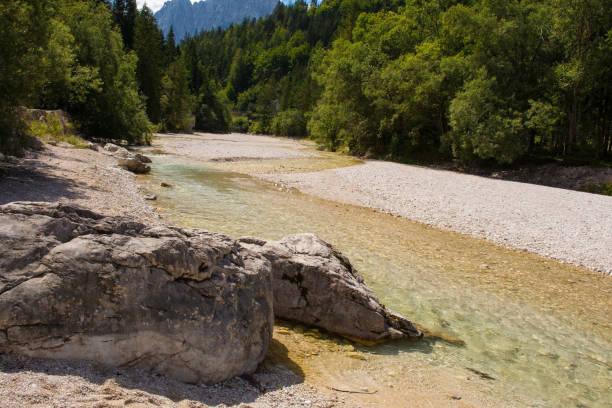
[139,158,611,407]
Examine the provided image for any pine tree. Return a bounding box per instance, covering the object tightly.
[161,57,195,132]
[112,0,137,49]
[134,6,164,123]
[165,26,178,67]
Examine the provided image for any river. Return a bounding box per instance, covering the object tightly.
[137,152,611,407]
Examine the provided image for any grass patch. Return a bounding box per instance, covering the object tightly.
[27,112,88,148]
[581,183,612,196]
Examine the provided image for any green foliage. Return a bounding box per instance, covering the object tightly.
[248,121,266,135]
[134,6,164,123]
[27,112,87,148]
[161,57,195,132]
[231,116,250,133]
[271,109,307,137]
[3,0,612,163]
[304,0,612,164]
[0,0,52,153]
[448,74,529,164]
[195,87,231,133]
[581,183,612,196]
[112,0,137,49]
[58,0,151,144]
[176,0,611,164]
[1,0,153,150]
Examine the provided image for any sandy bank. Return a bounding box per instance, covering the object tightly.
[262,161,612,274]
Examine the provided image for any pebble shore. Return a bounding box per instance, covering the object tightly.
[0,143,354,408]
[262,161,612,275]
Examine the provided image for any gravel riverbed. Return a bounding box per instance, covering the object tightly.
[0,143,355,408]
[262,161,612,275]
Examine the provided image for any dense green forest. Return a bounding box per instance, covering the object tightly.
[185,0,612,165]
[2,0,611,166]
[0,0,212,154]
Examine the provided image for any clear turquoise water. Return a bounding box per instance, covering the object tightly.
[139,159,612,407]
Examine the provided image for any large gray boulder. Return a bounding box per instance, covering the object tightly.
[0,202,273,384]
[239,233,422,343]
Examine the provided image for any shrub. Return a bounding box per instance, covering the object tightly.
[271,109,307,137]
[27,111,87,148]
[248,121,266,134]
[231,116,249,133]
[581,183,612,196]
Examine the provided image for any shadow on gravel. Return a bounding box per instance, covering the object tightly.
[0,345,305,407]
[0,159,86,205]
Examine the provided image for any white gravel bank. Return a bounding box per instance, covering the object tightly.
[155,132,316,161]
[262,161,612,274]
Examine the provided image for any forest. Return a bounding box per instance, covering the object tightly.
[0,0,199,153]
[186,0,612,165]
[2,0,611,166]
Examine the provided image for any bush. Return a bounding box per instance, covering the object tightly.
[271,109,307,137]
[448,75,529,165]
[581,183,612,196]
[248,121,266,134]
[27,111,88,148]
[194,88,231,133]
[231,116,249,133]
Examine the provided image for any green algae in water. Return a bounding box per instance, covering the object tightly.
[140,159,612,408]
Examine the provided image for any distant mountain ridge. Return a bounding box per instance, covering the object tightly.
[154,0,283,41]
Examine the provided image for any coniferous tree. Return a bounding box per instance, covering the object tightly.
[112,0,137,49]
[134,6,164,123]
[161,56,194,132]
[165,26,178,65]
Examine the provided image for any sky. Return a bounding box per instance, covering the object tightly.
[137,0,296,13]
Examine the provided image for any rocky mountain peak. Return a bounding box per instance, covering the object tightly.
[155,0,282,41]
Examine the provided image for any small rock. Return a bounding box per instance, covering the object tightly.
[103,143,120,152]
[345,352,367,361]
[161,182,173,188]
[135,153,152,163]
[104,143,130,157]
[117,157,151,174]
[0,152,4,161]
[86,142,98,151]
[143,194,157,201]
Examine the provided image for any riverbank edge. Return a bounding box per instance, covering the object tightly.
[256,165,612,276]
[0,143,360,408]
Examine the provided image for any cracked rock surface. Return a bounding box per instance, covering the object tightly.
[0,202,273,384]
[239,233,422,342]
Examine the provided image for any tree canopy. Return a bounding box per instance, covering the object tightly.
[184,0,612,164]
[3,0,611,165]
[0,0,228,153]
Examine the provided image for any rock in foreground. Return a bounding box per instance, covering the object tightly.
[0,202,273,384]
[239,233,422,343]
